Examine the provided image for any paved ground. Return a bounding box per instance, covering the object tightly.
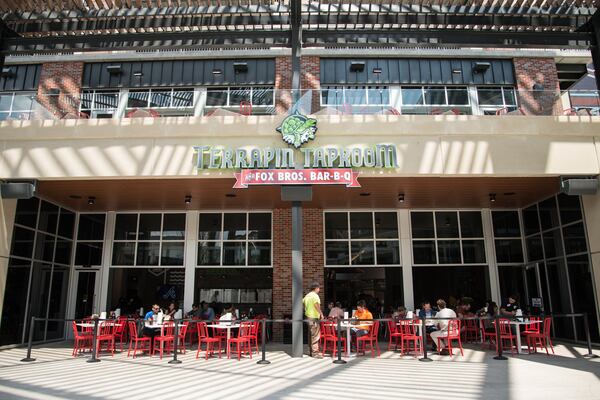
[0,341,598,400]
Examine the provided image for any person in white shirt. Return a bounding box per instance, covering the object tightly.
[430,299,457,355]
[219,304,236,326]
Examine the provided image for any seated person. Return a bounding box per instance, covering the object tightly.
[328,301,345,320]
[142,304,162,342]
[351,300,373,338]
[219,305,236,326]
[430,299,457,355]
[500,295,519,317]
[418,302,438,333]
[456,298,474,318]
[186,303,201,319]
[199,301,216,321]
[165,302,178,318]
[392,306,407,320]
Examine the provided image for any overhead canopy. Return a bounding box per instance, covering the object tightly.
[0,0,598,52]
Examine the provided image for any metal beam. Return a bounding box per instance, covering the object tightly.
[291,0,301,96]
[592,10,600,91]
[291,201,303,358]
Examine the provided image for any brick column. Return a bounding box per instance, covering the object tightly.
[275,57,292,114]
[272,208,292,341]
[37,62,84,119]
[513,57,562,115]
[300,56,321,114]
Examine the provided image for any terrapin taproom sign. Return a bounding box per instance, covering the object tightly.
[192,114,398,188]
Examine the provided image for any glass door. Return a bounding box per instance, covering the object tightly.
[73,270,99,319]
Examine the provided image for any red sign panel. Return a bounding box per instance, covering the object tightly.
[233,169,360,188]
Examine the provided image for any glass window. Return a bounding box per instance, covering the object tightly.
[198,242,221,266]
[367,87,389,105]
[149,90,172,108]
[538,197,560,231]
[350,241,375,265]
[477,88,504,106]
[526,235,544,261]
[75,242,103,266]
[136,242,160,266]
[437,240,461,264]
[557,194,582,225]
[206,88,228,106]
[172,90,194,108]
[223,213,247,240]
[138,214,161,240]
[495,239,524,263]
[325,212,348,239]
[114,214,138,240]
[38,200,59,234]
[413,240,436,264]
[127,90,149,108]
[503,87,517,105]
[46,267,69,340]
[563,223,587,255]
[462,240,486,263]
[34,232,55,262]
[229,87,251,105]
[14,197,39,228]
[374,212,398,238]
[0,258,31,346]
[10,227,35,258]
[492,211,521,237]
[326,242,349,265]
[447,88,469,105]
[248,242,271,266]
[411,212,434,238]
[77,214,106,241]
[424,87,446,105]
[321,87,343,106]
[162,214,186,240]
[350,212,373,239]
[459,211,483,238]
[376,241,400,264]
[542,229,563,259]
[435,212,459,238]
[161,242,184,266]
[248,213,271,240]
[222,242,246,266]
[522,205,540,236]
[57,209,75,239]
[402,87,424,105]
[112,242,135,265]
[345,87,367,105]
[567,255,600,341]
[545,259,575,339]
[251,88,274,106]
[199,213,222,240]
[54,239,72,265]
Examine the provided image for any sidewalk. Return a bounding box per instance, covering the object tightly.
[0,342,599,400]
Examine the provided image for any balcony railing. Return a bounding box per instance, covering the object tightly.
[0,89,598,121]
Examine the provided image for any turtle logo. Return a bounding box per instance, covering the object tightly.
[276,113,317,148]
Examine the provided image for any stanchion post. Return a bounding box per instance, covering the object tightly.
[87,317,100,363]
[20,316,37,362]
[169,319,182,364]
[257,319,270,364]
[583,313,598,359]
[493,315,507,360]
[333,318,347,364]
[419,316,432,362]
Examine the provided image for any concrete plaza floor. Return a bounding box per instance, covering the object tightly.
[0,341,599,400]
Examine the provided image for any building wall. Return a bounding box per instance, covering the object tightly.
[37,62,84,118]
[0,199,17,324]
[513,57,562,115]
[582,193,600,315]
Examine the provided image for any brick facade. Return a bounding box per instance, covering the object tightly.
[513,57,562,115]
[271,208,324,341]
[37,62,84,118]
[275,56,321,113]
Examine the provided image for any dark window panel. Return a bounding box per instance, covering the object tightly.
[413,240,436,264]
[136,242,160,266]
[374,212,398,239]
[112,242,135,266]
[77,214,106,241]
[162,213,186,240]
[495,239,524,263]
[492,211,521,237]
[350,212,373,239]
[10,227,35,258]
[0,258,31,345]
[248,242,271,266]
[459,211,483,238]
[326,241,349,265]
[376,240,400,265]
[138,214,161,240]
[37,201,59,234]
[54,239,72,265]
[522,205,540,236]
[46,267,69,340]
[563,223,588,255]
[567,255,599,341]
[545,259,575,339]
[57,209,75,239]
[34,232,55,262]
[28,262,52,341]
[411,212,435,238]
[539,197,560,231]
[463,240,486,263]
[223,214,247,240]
[75,242,103,266]
[198,213,222,240]
[222,242,246,266]
[114,214,138,240]
[14,197,39,228]
[437,240,461,264]
[248,213,271,240]
[435,212,459,238]
[542,229,564,259]
[350,241,375,265]
[198,241,221,266]
[161,242,184,266]
[526,235,544,262]
[557,194,583,225]
[325,212,348,239]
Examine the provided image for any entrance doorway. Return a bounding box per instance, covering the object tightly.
[73,270,99,319]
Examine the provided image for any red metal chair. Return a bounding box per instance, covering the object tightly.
[154,321,175,359]
[246,320,260,354]
[212,324,228,349]
[177,321,189,354]
[479,319,496,349]
[72,321,93,357]
[356,321,380,358]
[522,317,541,336]
[113,316,128,352]
[498,318,518,354]
[240,101,252,116]
[398,319,422,356]
[127,321,151,358]
[227,321,253,360]
[322,321,347,357]
[526,317,555,355]
[387,320,403,351]
[186,318,199,346]
[436,319,464,357]
[462,319,479,343]
[95,321,116,357]
[196,322,222,359]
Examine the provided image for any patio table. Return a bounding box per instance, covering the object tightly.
[340,321,373,358]
[206,323,240,357]
[509,319,542,354]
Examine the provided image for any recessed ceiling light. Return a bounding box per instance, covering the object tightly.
[489,193,496,203]
[225,193,236,198]
[398,193,405,203]
[87,196,96,205]
[184,195,192,204]
[359,192,371,197]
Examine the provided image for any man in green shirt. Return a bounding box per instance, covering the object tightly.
[303,281,324,358]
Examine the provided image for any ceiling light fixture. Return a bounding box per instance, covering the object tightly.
[87,196,96,205]
[359,192,371,197]
[184,195,192,204]
[489,193,496,203]
[225,193,236,198]
[398,193,405,203]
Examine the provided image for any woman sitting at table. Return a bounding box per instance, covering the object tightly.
[219,305,237,326]
[165,302,178,318]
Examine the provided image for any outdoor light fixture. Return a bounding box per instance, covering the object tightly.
[452,68,462,74]
[1,67,15,78]
[398,194,405,203]
[88,196,96,205]
[233,62,248,73]
[106,65,122,75]
[212,69,223,75]
[372,67,382,74]
[133,71,143,77]
[225,193,236,198]
[489,193,496,203]
[472,62,491,74]
[532,82,544,91]
[350,61,365,72]
[184,195,192,204]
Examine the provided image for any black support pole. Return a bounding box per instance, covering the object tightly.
[20,316,36,362]
[290,0,302,103]
[257,319,271,364]
[87,318,100,363]
[333,319,346,364]
[583,313,598,359]
[419,317,432,362]
[493,315,507,361]
[169,320,182,364]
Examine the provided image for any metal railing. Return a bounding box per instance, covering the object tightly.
[1,89,598,121]
[19,313,598,365]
